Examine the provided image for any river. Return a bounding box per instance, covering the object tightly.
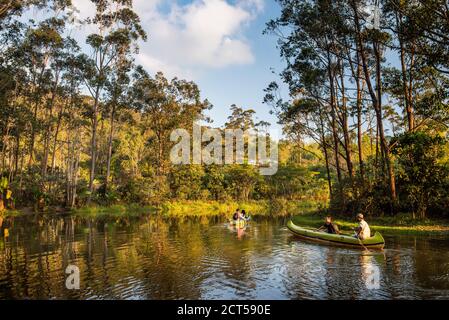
[1,214,449,299]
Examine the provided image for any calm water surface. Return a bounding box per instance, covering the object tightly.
[1,214,449,299]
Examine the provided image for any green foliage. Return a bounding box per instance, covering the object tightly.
[331,177,392,218]
[160,199,322,218]
[327,132,449,219]
[265,165,328,200]
[265,0,449,220]
[202,165,227,200]
[1,0,449,224]
[224,164,259,201]
[116,175,169,206]
[392,132,449,218]
[224,104,256,130]
[0,177,8,192]
[169,165,205,200]
[72,204,155,219]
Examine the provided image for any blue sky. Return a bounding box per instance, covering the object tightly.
[25,0,286,131]
[191,1,285,130]
[24,0,404,137]
[68,0,286,131]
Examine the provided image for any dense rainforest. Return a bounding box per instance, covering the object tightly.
[0,0,448,220]
[264,0,449,218]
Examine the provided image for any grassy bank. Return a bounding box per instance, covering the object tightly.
[2,199,324,219]
[6,201,449,235]
[0,209,21,218]
[69,199,325,218]
[159,199,325,217]
[291,214,449,235]
[71,204,157,218]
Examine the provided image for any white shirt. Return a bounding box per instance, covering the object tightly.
[359,220,371,239]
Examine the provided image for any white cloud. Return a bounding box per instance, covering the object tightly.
[138,53,196,80]
[134,0,263,79]
[68,0,263,80]
[237,0,265,14]
[70,0,95,20]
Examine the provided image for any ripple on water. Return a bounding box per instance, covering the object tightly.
[1,217,449,299]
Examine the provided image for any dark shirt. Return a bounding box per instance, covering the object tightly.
[322,222,339,234]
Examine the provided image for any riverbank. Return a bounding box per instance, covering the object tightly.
[3,201,449,235]
[70,199,325,218]
[0,209,21,218]
[2,208,449,299]
[0,199,325,219]
[291,214,449,235]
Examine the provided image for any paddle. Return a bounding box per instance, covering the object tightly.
[354,229,371,252]
[357,236,370,252]
[338,228,370,251]
[353,217,371,252]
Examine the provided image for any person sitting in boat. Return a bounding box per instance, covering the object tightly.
[354,213,371,240]
[240,210,247,220]
[317,216,340,234]
[232,209,240,221]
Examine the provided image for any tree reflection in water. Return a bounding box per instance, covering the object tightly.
[0,214,448,299]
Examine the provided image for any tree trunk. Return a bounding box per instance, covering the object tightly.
[88,88,100,202]
[14,133,20,177]
[105,103,116,193]
[51,102,65,172]
[28,64,47,167]
[338,58,354,181]
[41,70,60,178]
[319,107,333,197]
[72,147,80,208]
[396,11,415,132]
[1,118,10,174]
[347,44,365,180]
[66,129,81,208]
[373,41,397,203]
[327,59,342,185]
[351,1,396,203]
[356,72,365,180]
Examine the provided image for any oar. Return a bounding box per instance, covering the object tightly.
[356,233,370,252]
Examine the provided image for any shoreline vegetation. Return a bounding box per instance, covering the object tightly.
[1,1,449,230]
[2,200,449,235]
[0,199,325,218]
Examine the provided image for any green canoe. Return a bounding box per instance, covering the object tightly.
[229,218,249,227]
[287,220,385,249]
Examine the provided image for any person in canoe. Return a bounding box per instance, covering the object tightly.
[354,213,371,240]
[316,216,340,234]
[232,209,240,221]
[240,209,249,220]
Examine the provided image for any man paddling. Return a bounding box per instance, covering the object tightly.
[317,216,340,234]
[354,213,371,240]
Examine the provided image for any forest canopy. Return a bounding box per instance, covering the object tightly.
[1,0,449,220]
[264,0,449,218]
[0,0,327,213]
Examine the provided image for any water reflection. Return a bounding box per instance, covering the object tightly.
[226,223,247,240]
[0,214,448,299]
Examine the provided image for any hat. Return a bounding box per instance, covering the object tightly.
[356,213,364,219]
